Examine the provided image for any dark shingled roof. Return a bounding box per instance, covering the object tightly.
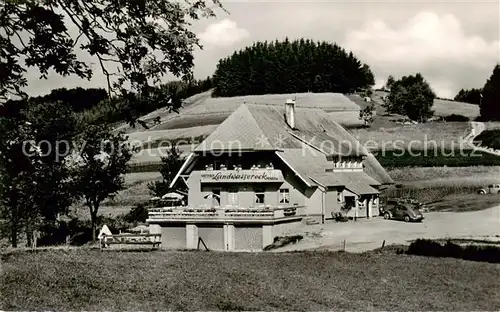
[193,103,394,185]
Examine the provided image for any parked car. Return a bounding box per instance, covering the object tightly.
[477,184,500,195]
[380,197,428,215]
[383,203,424,222]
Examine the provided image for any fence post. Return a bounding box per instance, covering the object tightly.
[381,240,385,249]
[343,239,346,252]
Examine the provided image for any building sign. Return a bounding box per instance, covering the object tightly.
[200,170,284,183]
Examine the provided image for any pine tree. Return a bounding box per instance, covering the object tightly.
[212,39,374,97]
[480,65,500,120]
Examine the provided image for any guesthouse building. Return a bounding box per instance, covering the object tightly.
[147,99,394,251]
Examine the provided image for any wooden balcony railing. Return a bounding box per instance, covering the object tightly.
[147,206,306,222]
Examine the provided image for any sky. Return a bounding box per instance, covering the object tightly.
[26,0,500,99]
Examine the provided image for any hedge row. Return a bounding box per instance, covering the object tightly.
[407,239,500,263]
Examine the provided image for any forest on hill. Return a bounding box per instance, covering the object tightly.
[212,38,375,97]
[0,78,213,125]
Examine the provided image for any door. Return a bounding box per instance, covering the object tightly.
[393,205,405,219]
[344,196,355,210]
[228,189,238,207]
[212,189,221,207]
[325,190,338,219]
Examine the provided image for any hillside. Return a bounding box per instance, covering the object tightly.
[121,90,485,170]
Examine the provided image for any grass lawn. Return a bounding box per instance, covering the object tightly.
[1,250,499,311]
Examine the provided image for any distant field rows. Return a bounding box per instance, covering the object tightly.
[349,122,470,150]
[126,126,216,144]
[388,166,500,183]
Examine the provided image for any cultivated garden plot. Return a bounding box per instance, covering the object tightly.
[348,122,470,150]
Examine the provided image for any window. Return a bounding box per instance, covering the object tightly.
[212,189,221,207]
[279,189,290,204]
[228,189,238,206]
[255,188,265,204]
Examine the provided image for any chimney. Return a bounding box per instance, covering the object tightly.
[285,99,295,129]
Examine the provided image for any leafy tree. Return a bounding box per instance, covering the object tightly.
[385,75,395,91]
[124,204,149,224]
[148,145,186,197]
[385,73,435,122]
[22,101,79,243]
[32,87,108,112]
[0,100,78,246]
[359,103,375,127]
[73,124,134,241]
[480,65,500,121]
[0,116,36,247]
[1,0,222,122]
[212,39,375,96]
[454,88,482,105]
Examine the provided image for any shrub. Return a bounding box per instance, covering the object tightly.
[264,235,303,251]
[444,114,469,122]
[406,239,500,263]
[474,130,500,150]
[124,204,149,223]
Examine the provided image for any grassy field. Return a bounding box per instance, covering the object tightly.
[1,249,499,310]
[484,122,500,131]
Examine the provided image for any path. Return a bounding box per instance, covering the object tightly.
[274,205,500,253]
[465,121,500,156]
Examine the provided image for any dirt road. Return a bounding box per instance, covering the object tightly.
[275,205,500,253]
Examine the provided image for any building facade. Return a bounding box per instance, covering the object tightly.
[147,100,393,251]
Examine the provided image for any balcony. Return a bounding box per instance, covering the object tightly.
[147,205,307,224]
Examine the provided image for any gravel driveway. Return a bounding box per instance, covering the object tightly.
[276,205,500,253]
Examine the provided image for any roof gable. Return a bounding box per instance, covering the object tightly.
[194,103,368,156]
[194,104,274,152]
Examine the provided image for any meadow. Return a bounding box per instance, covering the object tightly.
[1,249,499,311]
